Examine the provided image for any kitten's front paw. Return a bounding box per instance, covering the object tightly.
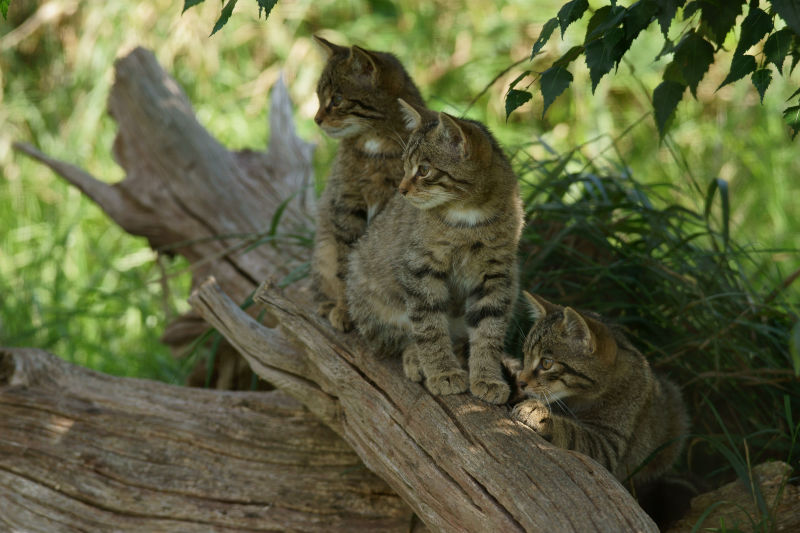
[512,400,553,441]
[328,304,353,333]
[471,378,510,405]
[426,369,469,396]
[402,346,423,383]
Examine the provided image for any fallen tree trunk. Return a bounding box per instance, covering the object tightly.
[190,279,657,532]
[0,348,415,532]
[11,47,658,531]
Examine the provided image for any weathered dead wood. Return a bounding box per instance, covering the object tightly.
[0,348,415,532]
[15,46,314,388]
[13,47,659,532]
[15,47,313,306]
[189,278,658,533]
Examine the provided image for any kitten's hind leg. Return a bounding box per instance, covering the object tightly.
[402,344,423,382]
[328,302,353,332]
[316,300,335,318]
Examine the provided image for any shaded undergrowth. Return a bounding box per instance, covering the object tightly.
[509,140,799,497]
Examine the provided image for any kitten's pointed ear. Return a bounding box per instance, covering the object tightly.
[398,99,422,131]
[523,292,561,322]
[562,308,596,353]
[349,45,378,84]
[523,291,549,322]
[437,112,468,159]
[313,35,346,60]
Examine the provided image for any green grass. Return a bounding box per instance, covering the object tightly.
[2,0,799,519]
[509,143,798,486]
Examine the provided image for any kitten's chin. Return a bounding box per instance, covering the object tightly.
[320,124,364,139]
[403,193,453,210]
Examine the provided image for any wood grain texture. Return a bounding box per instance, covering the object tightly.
[189,278,658,533]
[0,348,415,532]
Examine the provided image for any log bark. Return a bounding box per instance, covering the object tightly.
[12,47,658,531]
[190,279,657,532]
[0,348,415,532]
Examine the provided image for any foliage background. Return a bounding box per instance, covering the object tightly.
[1,0,799,510]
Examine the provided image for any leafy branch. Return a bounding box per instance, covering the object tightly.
[183,0,278,36]
[507,0,800,139]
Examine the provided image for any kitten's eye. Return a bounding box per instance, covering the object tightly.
[540,358,554,370]
[416,164,430,178]
[331,94,343,107]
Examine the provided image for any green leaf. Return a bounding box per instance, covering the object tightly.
[656,0,686,36]
[557,0,589,37]
[585,27,626,92]
[505,89,533,120]
[257,0,278,20]
[0,0,9,19]
[699,0,745,47]
[764,29,795,74]
[624,0,658,41]
[683,1,700,19]
[704,178,730,247]
[718,54,756,90]
[670,30,715,97]
[653,80,685,137]
[784,104,800,139]
[540,66,573,117]
[772,0,800,36]
[788,87,800,101]
[733,7,773,57]
[508,70,532,90]
[210,0,237,36]
[553,45,585,67]
[751,69,772,104]
[655,37,676,61]
[183,0,205,12]
[791,322,800,377]
[531,18,559,59]
[586,5,627,42]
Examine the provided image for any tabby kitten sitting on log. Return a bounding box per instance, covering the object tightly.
[310,36,425,332]
[346,100,523,404]
[509,292,688,485]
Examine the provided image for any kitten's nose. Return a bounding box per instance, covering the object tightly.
[398,185,408,196]
[314,112,323,125]
[517,380,527,389]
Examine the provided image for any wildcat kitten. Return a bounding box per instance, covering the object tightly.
[510,292,688,485]
[345,100,523,404]
[310,36,425,332]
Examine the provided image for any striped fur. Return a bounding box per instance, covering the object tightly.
[510,293,688,486]
[310,36,425,332]
[346,103,523,404]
